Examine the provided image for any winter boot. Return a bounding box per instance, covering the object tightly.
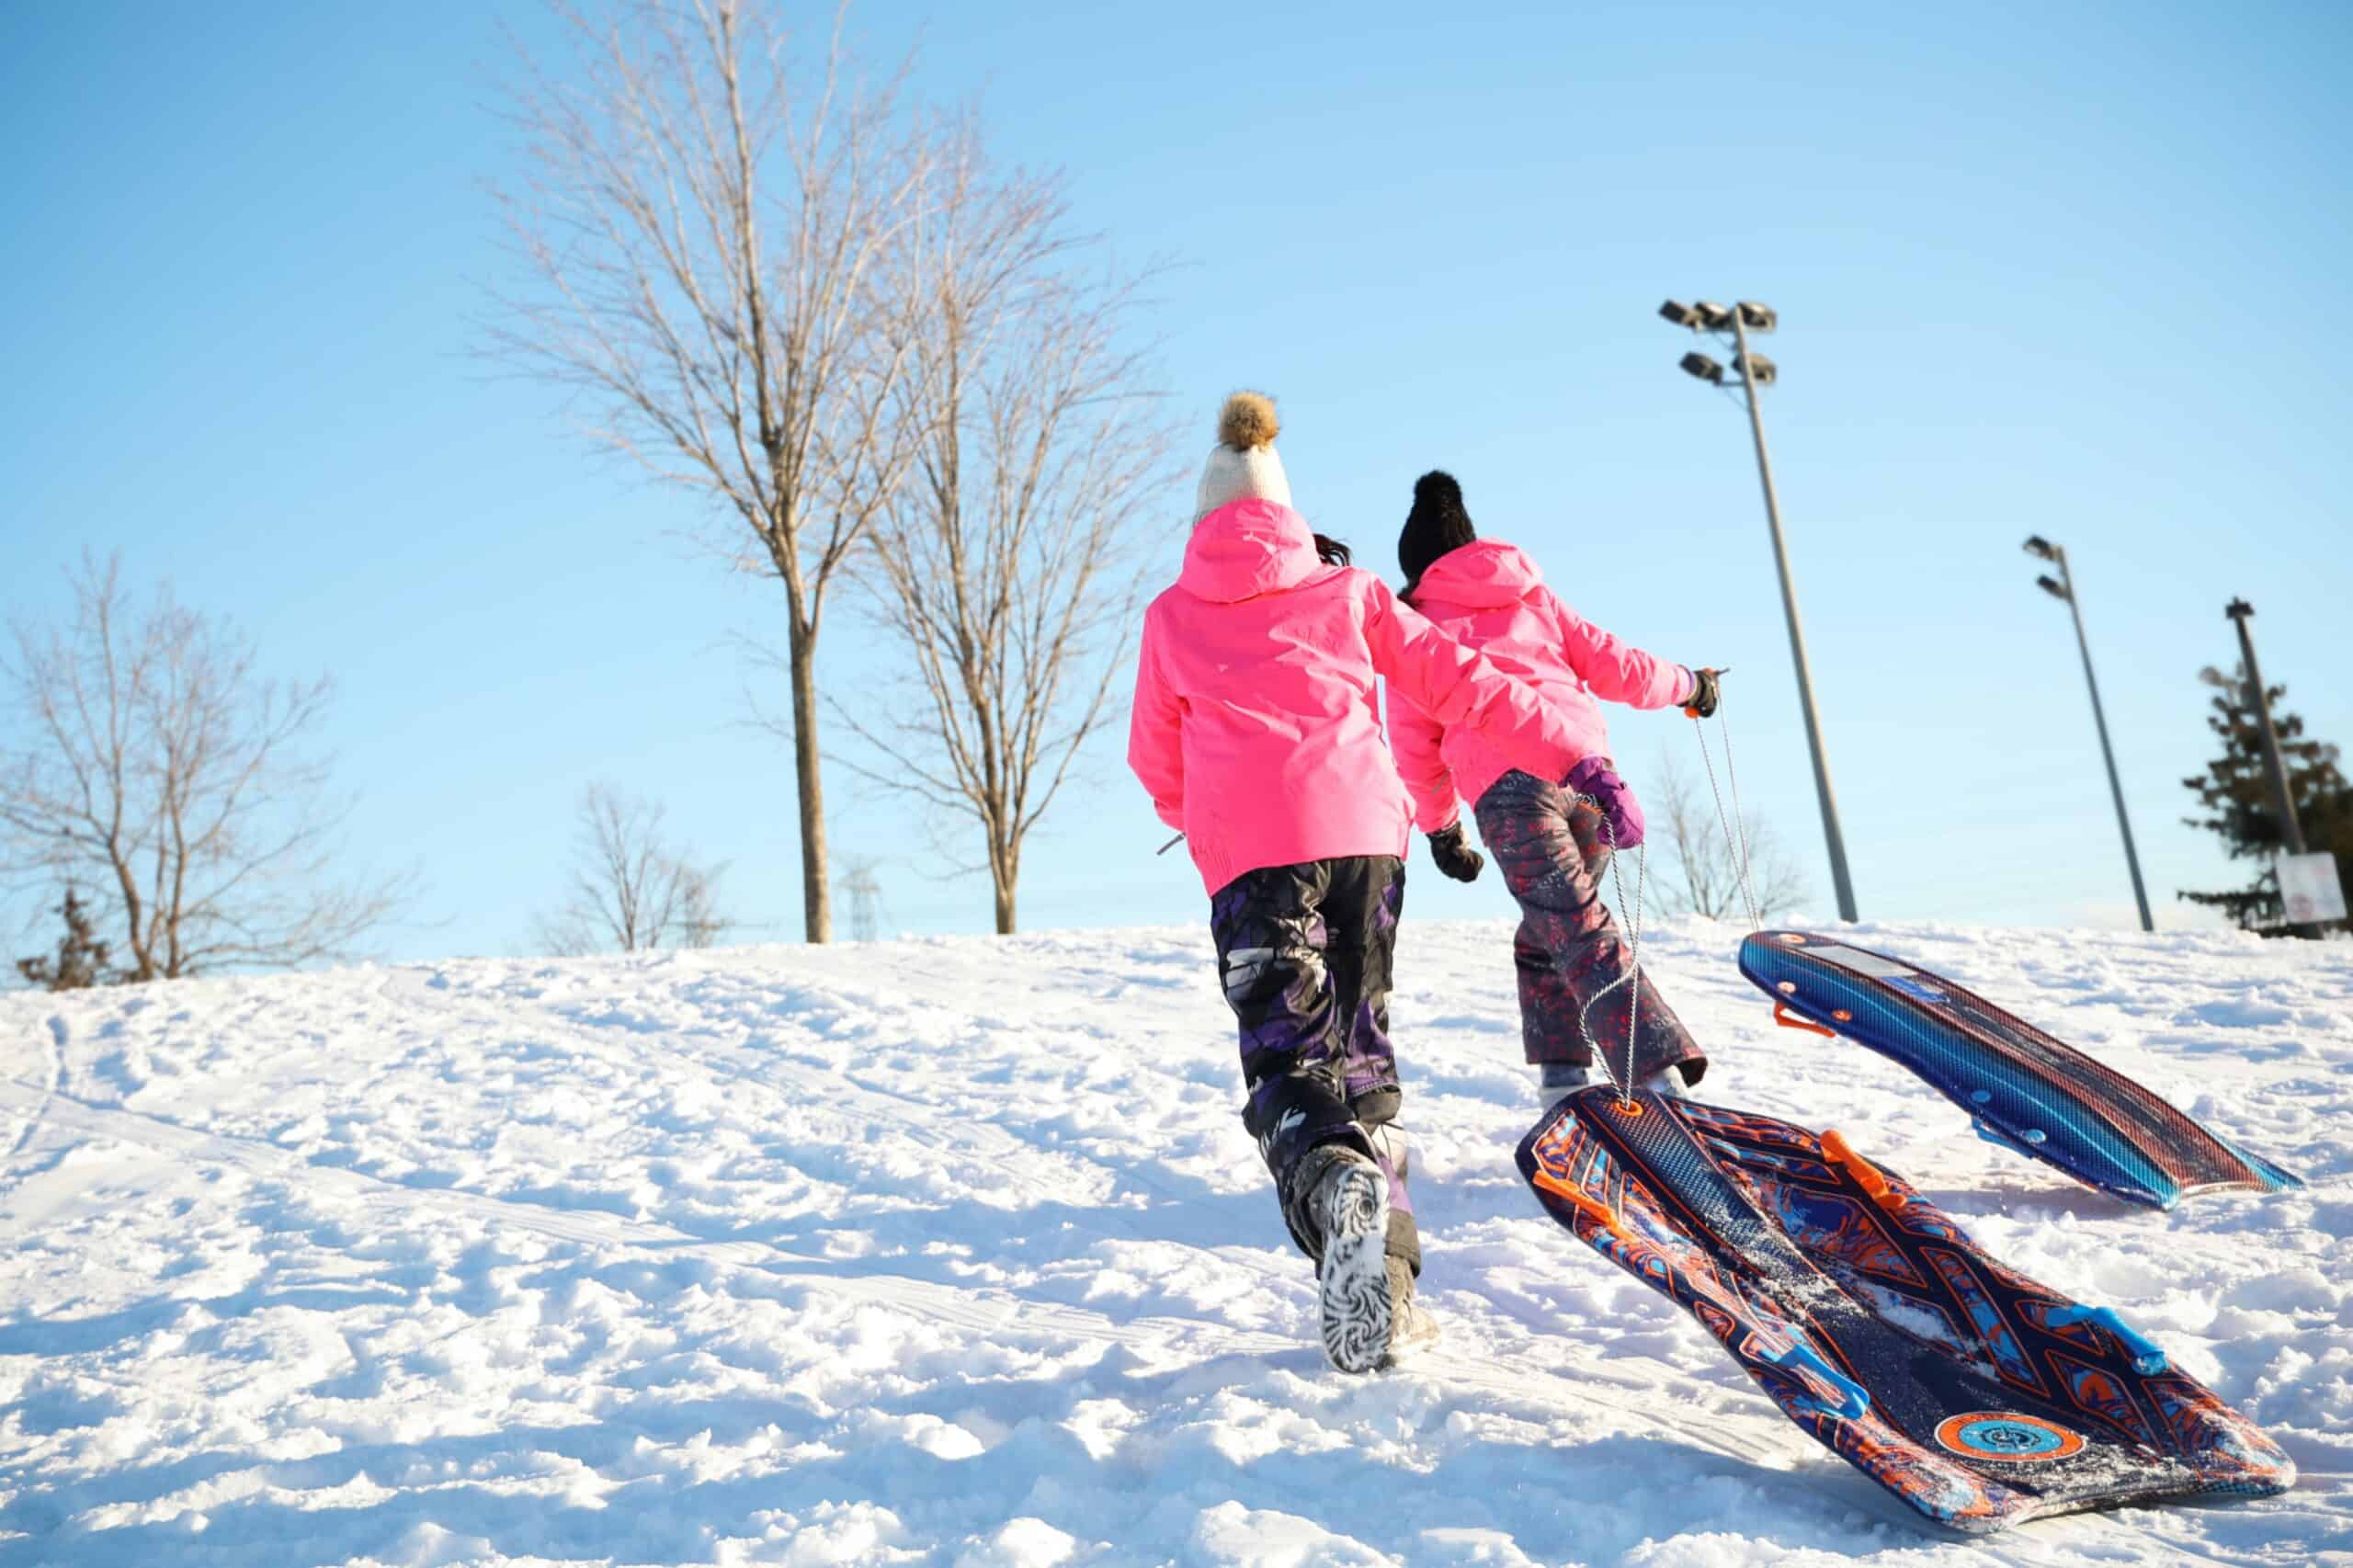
[1366,1122,1438,1359]
[1292,1143,1392,1373]
[1540,1061,1692,1108]
[1536,1061,1593,1109]
[1643,1064,1691,1099]
[1385,1256,1440,1358]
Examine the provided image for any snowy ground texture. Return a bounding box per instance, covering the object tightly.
[2,918,2348,1568]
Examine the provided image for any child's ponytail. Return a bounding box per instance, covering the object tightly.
[1313,534,1352,567]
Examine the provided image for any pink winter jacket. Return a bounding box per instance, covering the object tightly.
[1129,500,1588,895]
[1391,540,1694,832]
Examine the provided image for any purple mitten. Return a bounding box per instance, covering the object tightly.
[1565,756,1645,848]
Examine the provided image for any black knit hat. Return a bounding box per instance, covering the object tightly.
[1398,470,1476,598]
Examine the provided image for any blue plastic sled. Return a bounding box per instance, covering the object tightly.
[1738,930,2302,1210]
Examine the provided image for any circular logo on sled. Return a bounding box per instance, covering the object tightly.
[1934,1413,2086,1463]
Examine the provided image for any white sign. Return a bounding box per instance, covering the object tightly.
[2279,852,2347,925]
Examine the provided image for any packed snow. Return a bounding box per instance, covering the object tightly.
[2,917,2347,1566]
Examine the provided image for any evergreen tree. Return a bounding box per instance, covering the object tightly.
[2178,663,2352,934]
[16,886,114,990]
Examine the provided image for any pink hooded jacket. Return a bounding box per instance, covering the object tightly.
[1391,540,1694,832]
[1129,500,1588,895]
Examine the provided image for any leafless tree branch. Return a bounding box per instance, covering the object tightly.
[1643,745,1811,924]
[486,0,935,942]
[532,781,733,955]
[1,553,410,981]
[839,118,1175,932]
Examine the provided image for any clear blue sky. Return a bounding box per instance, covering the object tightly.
[4,1,2347,960]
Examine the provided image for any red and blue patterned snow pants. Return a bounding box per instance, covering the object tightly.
[1472,769,1709,1088]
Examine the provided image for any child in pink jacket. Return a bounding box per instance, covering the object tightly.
[1389,470,1722,1108]
[1130,394,1588,1374]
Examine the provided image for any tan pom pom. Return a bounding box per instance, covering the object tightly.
[1217,390,1279,450]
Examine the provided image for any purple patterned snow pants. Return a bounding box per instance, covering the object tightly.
[1472,769,1709,1088]
[1209,855,1419,1273]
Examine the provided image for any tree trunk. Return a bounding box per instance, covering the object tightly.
[992,832,1017,935]
[789,612,832,944]
[109,846,154,981]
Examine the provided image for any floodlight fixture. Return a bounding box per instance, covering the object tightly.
[1736,301,1777,333]
[1693,301,1733,330]
[2023,535,2057,561]
[1659,300,1702,328]
[1679,351,1725,384]
[2036,574,2070,602]
[1737,353,1778,386]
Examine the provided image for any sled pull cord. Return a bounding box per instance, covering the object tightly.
[1578,808,1649,1111]
[1688,669,1766,934]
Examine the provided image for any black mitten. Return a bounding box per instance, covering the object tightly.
[1684,666,1722,718]
[1427,820,1484,883]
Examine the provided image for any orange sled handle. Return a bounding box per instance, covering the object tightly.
[1820,1129,1908,1214]
[1773,1001,1837,1038]
[1529,1168,1635,1243]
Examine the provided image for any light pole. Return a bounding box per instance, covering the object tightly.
[1659,299,1859,922]
[2220,598,2308,857]
[2023,537,2154,932]
[2215,597,2320,938]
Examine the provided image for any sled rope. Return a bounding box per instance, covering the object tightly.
[1578,810,1649,1108]
[1693,701,1765,933]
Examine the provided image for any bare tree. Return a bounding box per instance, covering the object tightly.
[534,782,733,955]
[830,124,1173,933]
[0,555,406,981]
[1643,745,1811,923]
[489,0,932,942]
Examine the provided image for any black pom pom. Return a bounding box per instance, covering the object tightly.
[1413,471,1463,508]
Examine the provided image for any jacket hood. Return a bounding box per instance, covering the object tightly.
[1178,498,1327,604]
[1410,539,1540,609]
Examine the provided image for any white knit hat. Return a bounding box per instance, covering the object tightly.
[1193,391,1292,523]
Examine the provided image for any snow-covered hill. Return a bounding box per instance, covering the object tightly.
[2,918,2347,1566]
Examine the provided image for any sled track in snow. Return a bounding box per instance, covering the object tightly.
[9,926,2341,1567]
[0,1077,1763,1453]
[4,1017,64,1161]
[0,1076,2294,1568]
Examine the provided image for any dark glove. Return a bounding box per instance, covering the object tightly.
[1683,666,1722,719]
[1427,819,1485,882]
[1565,756,1645,848]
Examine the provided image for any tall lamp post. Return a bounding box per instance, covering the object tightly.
[1660,299,1859,922]
[2023,537,2154,932]
[2219,598,2308,858]
[2212,597,2319,938]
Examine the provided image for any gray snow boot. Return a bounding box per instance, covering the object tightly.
[1385,1256,1440,1359]
[1295,1143,1392,1373]
[1541,1062,1694,1108]
[1537,1062,1593,1109]
[1643,1065,1691,1099]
